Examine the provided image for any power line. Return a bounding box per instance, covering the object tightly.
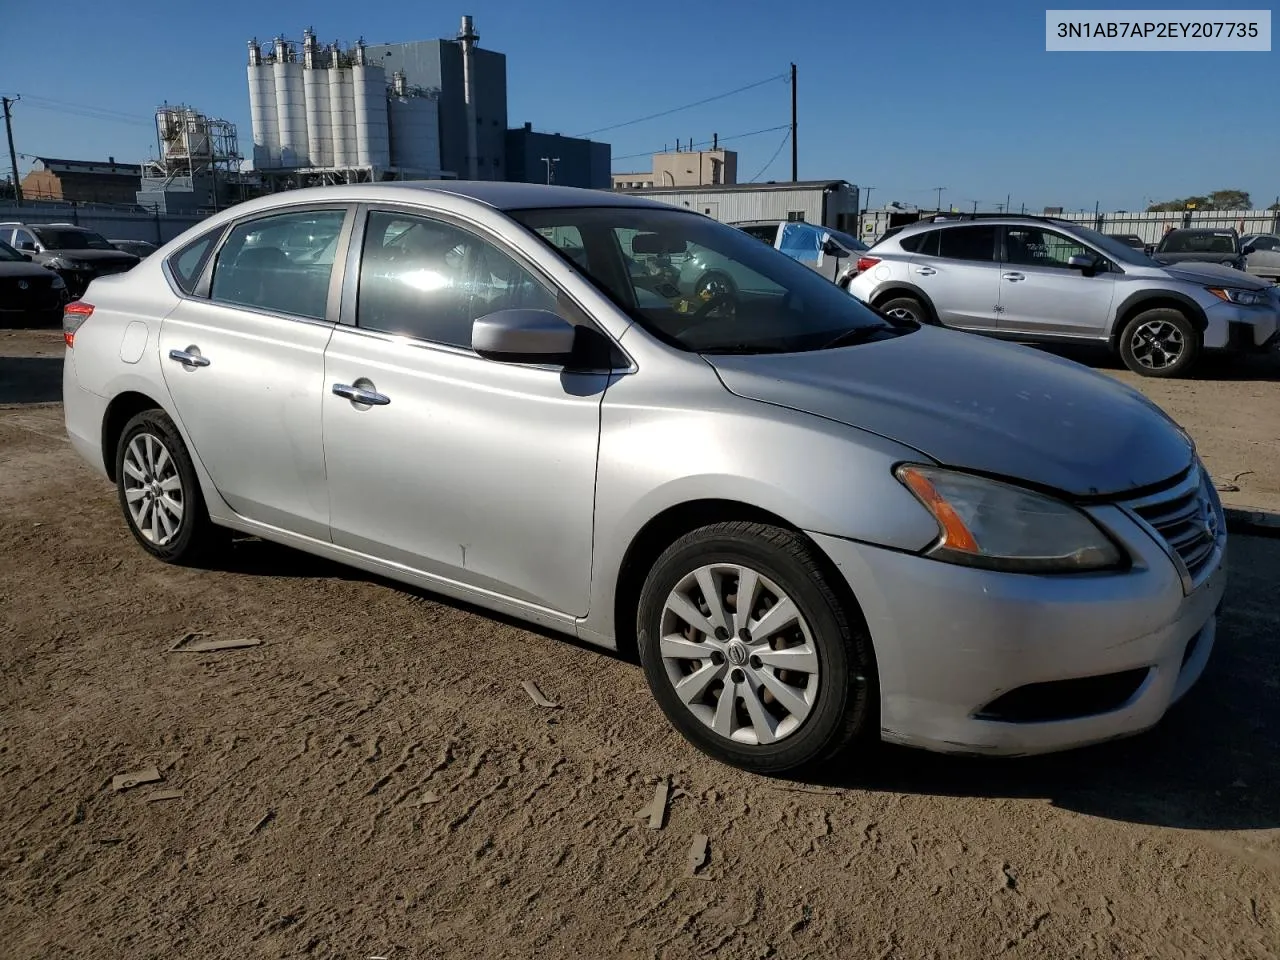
[610,123,789,163]
[749,130,791,183]
[576,72,788,138]
[14,94,154,128]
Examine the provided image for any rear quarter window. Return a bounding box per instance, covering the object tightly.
[167,229,223,295]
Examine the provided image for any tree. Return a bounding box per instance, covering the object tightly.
[1208,189,1251,210]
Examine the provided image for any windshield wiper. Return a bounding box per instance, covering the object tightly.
[819,324,896,350]
[699,343,793,355]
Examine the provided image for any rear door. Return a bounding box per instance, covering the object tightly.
[157,205,351,541]
[1244,235,1280,280]
[907,224,1002,329]
[995,225,1117,337]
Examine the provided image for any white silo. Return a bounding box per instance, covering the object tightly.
[246,39,279,169]
[388,78,441,177]
[301,30,332,168]
[351,40,390,170]
[272,37,310,167]
[327,47,355,169]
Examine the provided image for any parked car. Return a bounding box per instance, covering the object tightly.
[706,221,867,291]
[111,239,158,258]
[1240,233,1280,283]
[1105,233,1154,257]
[65,184,1227,773]
[0,238,68,327]
[849,213,1279,378]
[0,222,139,297]
[1153,227,1246,271]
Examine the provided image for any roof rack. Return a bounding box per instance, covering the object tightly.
[927,212,1076,225]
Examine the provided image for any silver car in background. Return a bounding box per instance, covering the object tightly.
[848,214,1279,378]
[64,184,1226,773]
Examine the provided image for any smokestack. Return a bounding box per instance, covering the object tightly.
[459,15,480,179]
[712,132,717,149]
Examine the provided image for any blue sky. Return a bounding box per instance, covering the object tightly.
[2,0,1276,211]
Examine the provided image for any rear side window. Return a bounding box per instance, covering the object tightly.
[210,209,346,320]
[937,225,996,262]
[169,230,221,295]
[898,232,924,253]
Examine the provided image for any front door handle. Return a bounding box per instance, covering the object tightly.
[168,348,210,367]
[332,383,391,406]
[1002,272,1026,281]
[915,266,937,276]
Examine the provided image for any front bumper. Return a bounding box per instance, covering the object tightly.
[1202,298,1279,351]
[809,506,1226,756]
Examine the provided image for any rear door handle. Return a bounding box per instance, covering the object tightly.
[332,383,391,406]
[168,348,210,367]
[915,267,936,276]
[1002,272,1025,281]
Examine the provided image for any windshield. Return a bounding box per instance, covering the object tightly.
[32,227,114,251]
[509,206,901,354]
[1070,224,1160,266]
[1158,231,1238,255]
[0,239,25,262]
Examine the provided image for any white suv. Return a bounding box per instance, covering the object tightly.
[848,214,1280,377]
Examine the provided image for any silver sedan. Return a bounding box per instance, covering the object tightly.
[62,183,1226,773]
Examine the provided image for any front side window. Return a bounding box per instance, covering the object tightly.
[1003,226,1094,269]
[31,228,114,251]
[210,209,346,320]
[510,205,902,355]
[357,210,559,349]
[936,225,997,262]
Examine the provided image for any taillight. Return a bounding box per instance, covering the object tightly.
[855,256,880,273]
[63,300,94,347]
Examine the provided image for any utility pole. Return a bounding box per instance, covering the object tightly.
[1005,193,1011,215]
[995,201,1005,213]
[2,96,21,206]
[933,186,945,213]
[789,62,797,182]
[540,156,559,185]
[968,199,979,213]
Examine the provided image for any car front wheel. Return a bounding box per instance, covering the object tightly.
[636,521,877,774]
[115,409,221,564]
[1118,308,1201,378]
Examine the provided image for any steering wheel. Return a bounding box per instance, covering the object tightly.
[693,291,735,320]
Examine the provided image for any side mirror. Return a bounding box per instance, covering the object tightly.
[1067,253,1102,273]
[472,308,577,365]
[1240,241,1256,255]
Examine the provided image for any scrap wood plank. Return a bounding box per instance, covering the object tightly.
[170,632,264,653]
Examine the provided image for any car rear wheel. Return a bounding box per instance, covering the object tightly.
[877,295,931,325]
[636,521,876,774]
[115,409,221,565]
[1118,308,1200,378]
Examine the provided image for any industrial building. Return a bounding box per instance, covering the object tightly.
[612,143,738,190]
[20,157,143,205]
[614,180,861,232]
[245,17,611,191]
[505,123,610,189]
[136,106,242,213]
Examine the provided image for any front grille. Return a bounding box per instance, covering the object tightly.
[0,275,59,310]
[1123,467,1222,587]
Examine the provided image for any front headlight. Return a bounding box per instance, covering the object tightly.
[1207,286,1268,306]
[895,465,1123,573]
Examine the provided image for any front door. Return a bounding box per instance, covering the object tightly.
[996,225,1117,337]
[322,207,609,617]
[909,224,1003,329]
[158,206,349,540]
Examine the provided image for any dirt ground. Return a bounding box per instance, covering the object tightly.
[2,328,1278,959]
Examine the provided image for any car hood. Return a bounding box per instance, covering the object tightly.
[1159,261,1269,288]
[705,327,1194,498]
[0,260,55,279]
[45,249,138,265]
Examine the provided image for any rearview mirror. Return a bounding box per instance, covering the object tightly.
[631,232,687,256]
[472,309,577,365]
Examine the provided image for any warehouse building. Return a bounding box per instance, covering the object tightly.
[614,180,861,232]
[505,124,610,189]
[20,157,143,205]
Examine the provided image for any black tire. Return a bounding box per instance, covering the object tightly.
[877,295,932,325]
[1118,308,1201,378]
[636,521,877,774]
[114,409,222,565]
